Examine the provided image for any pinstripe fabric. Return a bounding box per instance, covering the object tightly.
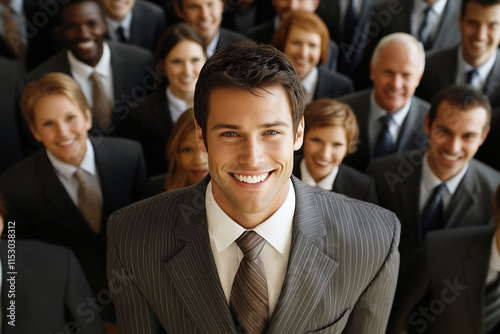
[230,231,268,333]
[107,175,401,333]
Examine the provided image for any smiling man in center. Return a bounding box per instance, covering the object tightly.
[107,40,401,333]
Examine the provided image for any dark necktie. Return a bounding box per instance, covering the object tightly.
[420,183,447,237]
[373,114,394,158]
[342,0,357,44]
[116,25,127,43]
[230,231,268,334]
[74,168,102,234]
[466,68,479,87]
[90,72,112,124]
[418,5,433,50]
[484,274,500,333]
[2,2,25,60]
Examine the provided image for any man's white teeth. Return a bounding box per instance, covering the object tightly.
[59,138,75,146]
[472,41,486,48]
[198,22,211,28]
[441,152,460,161]
[78,41,94,48]
[233,173,269,184]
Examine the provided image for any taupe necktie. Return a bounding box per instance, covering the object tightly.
[2,1,25,60]
[90,72,112,124]
[230,231,269,334]
[74,168,101,234]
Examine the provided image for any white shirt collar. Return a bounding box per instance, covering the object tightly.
[370,90,412,127]
[46,138,97,180]
[206,29,220,58]
[67,42,112,79]
[299,158,338,191]
[105,12,133,40]
[206,179,295,255]
[457,45,497,86]
[414,0,447,16]
[7,0,23,14]
[422,152,468,195]
[301,66,318,104]
[166,86,188,124]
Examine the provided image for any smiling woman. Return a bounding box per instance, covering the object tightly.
[120,22,207,176]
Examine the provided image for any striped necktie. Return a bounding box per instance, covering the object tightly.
[230,231,268,334]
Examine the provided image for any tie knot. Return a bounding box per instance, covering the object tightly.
[380,114,393,126]
[236,231,266,261]
[424,4,433,15]
[433,183,447,195]
[74,168,88,185]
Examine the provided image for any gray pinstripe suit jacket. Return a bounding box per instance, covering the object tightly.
[107,175,401,333]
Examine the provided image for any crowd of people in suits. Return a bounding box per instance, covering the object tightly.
[1,0,500,332]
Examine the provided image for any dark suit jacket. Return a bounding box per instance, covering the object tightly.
[0,240,104,333]
[315,0,378,77]
[0,57,31,173]
[292,157,378,204]
[25,41,155,135]
[247,19,340,72]
[337,89,429,172]
[120,80,174,177]
[0,136,147,321]
[476,108,500,171]
[416,46,500,108]
[314,66,354,100]
[105,0,166,51]
[0,0,61,69]
[216,27,249,51]
[365,151,500,333]
[107,175,401,333]
[388,225,497,334]
[222,0,275,34]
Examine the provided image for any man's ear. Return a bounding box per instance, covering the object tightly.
[195,119,207,152]
[294,117,304,151]
[174,0,185,19]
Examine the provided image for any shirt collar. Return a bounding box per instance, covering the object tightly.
[414,0,447,15]
[67,42,112,79]
[457,45,497,80]
[7,0,22,13]
[370,90,412,127]
[166,86,188,123]
[301,66,318,95]
[206,29,220,58]
[46,138,97,180]
[105,12,133,35]
[206,179,295,254]
[422,152,468,195]
[300,158,338,190]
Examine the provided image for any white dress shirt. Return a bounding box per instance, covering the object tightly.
[419,152,468,213]
[300,158,339,191]
[68,42,114,108]
[47,138,103,207]
[206,29,220,58]
[206,179,295,316]
[166,86,189,124]
[301,66,318,104]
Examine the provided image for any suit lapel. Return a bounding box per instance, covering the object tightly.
[463,227,494,333]
[443,164,477,229]
[268,178,338,333]
[36,152,88,230]
[484,49,500,106]
[395,98,426,151]
[164,180,236,334]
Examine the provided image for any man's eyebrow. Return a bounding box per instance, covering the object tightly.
[211,121,290,130]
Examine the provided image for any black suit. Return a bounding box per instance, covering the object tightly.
[26,41,155,135]
[120,80,174,177]
[476,108,500,171]
[315,0,378,78]
[314,66,354,100]
[216,27,249,51]
[292,156,378,204]
[105,0,166,51]
[0,136,147,321]
[416,46,500,109]
[337,89,430,172]
[0,57,32,173]
[393,225,498,334]
[365,151,500,333]
[221,0,275,34]
[0,240,104,333]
